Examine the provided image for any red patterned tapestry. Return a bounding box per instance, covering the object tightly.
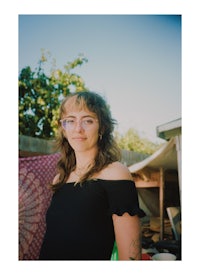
[19,153,60,260]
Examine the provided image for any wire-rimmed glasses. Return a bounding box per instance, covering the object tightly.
[60,117,98,131]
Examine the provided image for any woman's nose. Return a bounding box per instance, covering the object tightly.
[74,121,84,132]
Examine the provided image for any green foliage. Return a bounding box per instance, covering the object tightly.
[19,52,88,138]
[115,128,161,155]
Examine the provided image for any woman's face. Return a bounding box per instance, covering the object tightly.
[60,105,100,153]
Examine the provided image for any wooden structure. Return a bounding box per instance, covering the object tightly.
[157,118,182,205]
[129,118,181,240]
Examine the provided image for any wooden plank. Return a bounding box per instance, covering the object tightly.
[159,167,165,240]
[135,180,160,188]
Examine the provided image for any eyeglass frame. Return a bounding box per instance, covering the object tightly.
[60,116,99,131]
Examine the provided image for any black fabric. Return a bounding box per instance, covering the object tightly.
[39,179,143,260]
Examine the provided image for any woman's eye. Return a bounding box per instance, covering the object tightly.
[66,119,75,124]
[83,119,94,125]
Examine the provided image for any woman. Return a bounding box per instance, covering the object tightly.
[39,91,144,260]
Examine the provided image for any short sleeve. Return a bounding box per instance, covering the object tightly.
[102,180,145,218]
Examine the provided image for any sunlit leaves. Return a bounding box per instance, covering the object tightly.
[115,128,161,155]
[19,52,87,138]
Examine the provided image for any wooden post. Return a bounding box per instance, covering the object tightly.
[159,167,165,240]
[175,135,182,206]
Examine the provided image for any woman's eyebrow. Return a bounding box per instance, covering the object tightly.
[64,115,97,119]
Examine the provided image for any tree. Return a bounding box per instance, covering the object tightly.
[19,52,88,138]
[114,128,162,155]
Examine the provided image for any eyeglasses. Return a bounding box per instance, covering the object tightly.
[60,117,98,131]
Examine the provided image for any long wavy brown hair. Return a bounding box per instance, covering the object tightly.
[51,91,121,191]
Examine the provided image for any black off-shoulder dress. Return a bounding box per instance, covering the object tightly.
[39,179,144,260]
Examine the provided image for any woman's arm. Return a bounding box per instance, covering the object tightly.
[112,212,142,260]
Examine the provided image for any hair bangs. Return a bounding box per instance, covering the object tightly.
[61,94,89,117]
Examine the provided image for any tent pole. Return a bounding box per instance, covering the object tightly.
[159,167,165,240]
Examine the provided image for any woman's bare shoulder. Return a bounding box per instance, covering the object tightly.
[52,173,60,185]
[98,161,133,181]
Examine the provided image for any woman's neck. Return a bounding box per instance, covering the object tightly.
[75,150,97,169]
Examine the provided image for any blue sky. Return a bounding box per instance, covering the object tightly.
[19,15,181,143]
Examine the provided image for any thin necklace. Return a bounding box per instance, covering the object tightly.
[74,162,93,178]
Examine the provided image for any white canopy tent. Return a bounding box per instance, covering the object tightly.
[129,137,181,240]
[129,137,177,172]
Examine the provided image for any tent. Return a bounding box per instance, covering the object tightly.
[129,137,181,240]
